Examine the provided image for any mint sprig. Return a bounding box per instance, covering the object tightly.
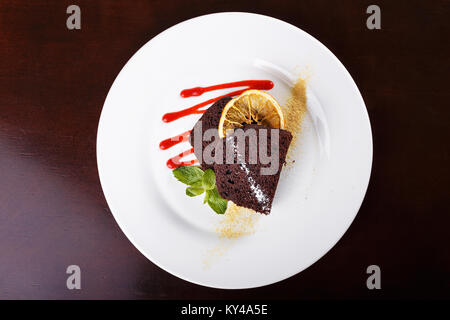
[202,169,216,190]
[172,166,227,214]
[173,166,204,185]
[186,187,204,197]
[207,187,228,215]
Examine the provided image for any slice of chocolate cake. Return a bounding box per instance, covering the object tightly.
[189,97,232,170]
[213,124,292,214]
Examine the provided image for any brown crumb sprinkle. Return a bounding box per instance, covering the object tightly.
[216,202,260,239]
[283,77,307,148]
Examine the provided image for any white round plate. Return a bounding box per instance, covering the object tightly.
[97,12,372,289]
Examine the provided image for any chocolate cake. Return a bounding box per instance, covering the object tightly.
[213,124,292,214]
[189,97,232,170]
[189,98,292,214]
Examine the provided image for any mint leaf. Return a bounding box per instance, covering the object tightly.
[172,166,227,214]
[190,180,204,188]
[203,189,210,204]
[186,187,204,197]
[202,169,216,190]
[207,187,228,214]
[173,166,204,185]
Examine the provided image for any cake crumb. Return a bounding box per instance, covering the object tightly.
[203,243,229,269]
[217,202,260,239]
[282,77,308,164]
[204,203,259,268]
[283,77,307,146]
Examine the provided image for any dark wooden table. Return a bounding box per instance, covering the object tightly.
[0,0,449,299]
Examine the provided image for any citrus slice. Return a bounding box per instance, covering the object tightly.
[218,90,284,138]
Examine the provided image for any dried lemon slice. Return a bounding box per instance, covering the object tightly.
[218,90,284,138]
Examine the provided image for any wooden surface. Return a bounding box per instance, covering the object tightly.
[0,0,449,299]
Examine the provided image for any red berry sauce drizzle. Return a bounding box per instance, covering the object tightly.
[160,80,274,169]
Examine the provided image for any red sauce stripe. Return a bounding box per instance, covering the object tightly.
[166,148,197,169]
